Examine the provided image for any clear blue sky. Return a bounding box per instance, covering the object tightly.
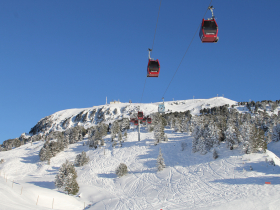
[0,0,279,144]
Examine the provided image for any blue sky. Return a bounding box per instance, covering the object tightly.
[0,0,279,144]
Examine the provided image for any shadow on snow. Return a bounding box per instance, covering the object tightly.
[27,181,56,189]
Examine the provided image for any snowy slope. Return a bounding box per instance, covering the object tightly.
[1,128,280,210]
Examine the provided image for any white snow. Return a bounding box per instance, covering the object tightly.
[1,130,280,209]
[1,97,280,210]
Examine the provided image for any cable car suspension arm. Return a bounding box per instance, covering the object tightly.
[208,6,215,19]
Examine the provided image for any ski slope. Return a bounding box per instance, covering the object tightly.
[1,126,280,210]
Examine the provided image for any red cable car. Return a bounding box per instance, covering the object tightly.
[147,49,160,77]
[199,6,219,43]
[137,111,144,120]
[134,120,139,125]
[147,59,160,77]
[147,117,152,124]
[142,117,146,123]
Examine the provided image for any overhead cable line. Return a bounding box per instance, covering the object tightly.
[161,0,213,99]
[151,0,162,57]
[140,0,162,103]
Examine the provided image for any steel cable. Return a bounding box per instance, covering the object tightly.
[140,0,162,103]
[161,0,213,99]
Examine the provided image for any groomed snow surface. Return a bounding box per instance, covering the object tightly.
[1,127,280,210]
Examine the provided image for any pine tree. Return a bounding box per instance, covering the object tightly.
[39,141,52,162]
[154,117,165,145]
[157,148,165,171]
[100,137,105,146]
[112,140,117,148]
[251,127,267,153]
[46,144,52,165]
[240,121,253,154]
[213,149,218,159]
[74,151,90,167]
[99,123,109,137]
[88,135,95,148]
[192,125,202,153]
[124,130,128,141]
[272,124,280,142]
[197,136,207,155]
[170,116,175,128]
[55,160,79,195]
[224,124,238,150]
[111,121,120,140]
[115,163,128,177]
[94,130,102,146]
[174,117,182,132]
[118,132,122,142]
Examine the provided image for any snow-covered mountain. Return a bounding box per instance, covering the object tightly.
[29,97,237,135]
[1,97,280,210]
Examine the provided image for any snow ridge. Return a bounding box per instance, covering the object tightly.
[30,97,237,135]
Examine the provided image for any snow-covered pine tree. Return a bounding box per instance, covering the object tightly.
[115,163,128,177]
[55,160,79,195]
[240,121,254,154]
[251,127,267,153]
[154,116,165,145]
[88,135,95,148]
[112,140,117,148]
[169,115,175,128]
[224,124,238,150]
[272,124,280,142]
[213,149,218,159]
[192,125,202,153]
[197,136,207,155]
[39,141,52,162]
[57,138,65,152]
[124,130,127,141]
[46,144,52,165]
[120,118,130,132]
[174,117,183,132]
[164,134,168,141]
[74,151,90,167]
[99,123,109,137]
[63,133,70,148]
[157,148,165,171]
[118,132,122,142]
[94,129,102,147]
[111,121,120,140]
[100,137,105,146]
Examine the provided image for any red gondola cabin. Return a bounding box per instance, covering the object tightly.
[134,120,139,126]
[147,59,160,77]
[137,111,144,120]
[147,117,152,124]
[199,18,219,43]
